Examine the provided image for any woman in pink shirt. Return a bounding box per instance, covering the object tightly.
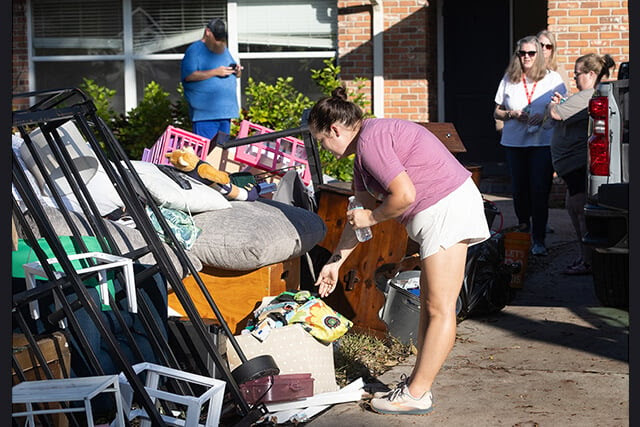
[308,87,490,415]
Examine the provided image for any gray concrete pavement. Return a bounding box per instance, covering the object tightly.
[307,194,629,426]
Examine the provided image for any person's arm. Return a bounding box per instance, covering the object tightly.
[494,104,526,122]
[365,172,415,225]
[184,66,236,82]
[314,216,360,297]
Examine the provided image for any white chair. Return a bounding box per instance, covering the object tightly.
[23,251,137,328]
[12,375,126,427]
[118,362,226,427]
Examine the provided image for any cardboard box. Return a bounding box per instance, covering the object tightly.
[226,324,338,394]
[12,332,72,426]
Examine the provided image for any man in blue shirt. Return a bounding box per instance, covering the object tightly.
[181,18,242,139]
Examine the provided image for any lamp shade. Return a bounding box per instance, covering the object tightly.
[20,121,99,196]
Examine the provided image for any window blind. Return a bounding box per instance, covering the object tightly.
[131,0,226,54]
[31,0,227,55]
[237,0,337,51]
[32,0,124,54]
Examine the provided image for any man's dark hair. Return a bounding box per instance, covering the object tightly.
[207,18,227,41]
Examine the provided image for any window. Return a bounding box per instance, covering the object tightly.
[29,0,337,114]
[236,0,337,105]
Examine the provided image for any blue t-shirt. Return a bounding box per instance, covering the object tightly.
[181,41,239,122]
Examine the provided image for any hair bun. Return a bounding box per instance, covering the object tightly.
[331,86,348,101]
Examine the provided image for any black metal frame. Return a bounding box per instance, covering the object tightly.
[11,88,269,426]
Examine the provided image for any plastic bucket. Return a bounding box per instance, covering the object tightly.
[503,232,531,288]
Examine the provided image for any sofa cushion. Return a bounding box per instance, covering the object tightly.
[17,205,201,277]
[189,199,327,271]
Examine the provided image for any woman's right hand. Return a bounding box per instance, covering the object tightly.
[314,262,341,298]
[550,91,566,105]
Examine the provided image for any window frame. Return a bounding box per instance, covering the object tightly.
[27,0,337,112]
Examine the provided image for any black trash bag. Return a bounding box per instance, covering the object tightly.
[456,232,514,321]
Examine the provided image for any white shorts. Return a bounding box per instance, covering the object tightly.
[405,177,491,259]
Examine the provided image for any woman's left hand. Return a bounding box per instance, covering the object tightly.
[315,262,341,297]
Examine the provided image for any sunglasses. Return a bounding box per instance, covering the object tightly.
[540,43,554,50]
[517,50,537,58]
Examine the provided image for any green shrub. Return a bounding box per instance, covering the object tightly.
[310,59,372,182]
[113,81,173,160]
[243,76,314,131]
[172,83,192,130]
[79,59,371,181]
[80,78,117,125]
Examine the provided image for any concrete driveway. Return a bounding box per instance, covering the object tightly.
[307,194,629,426]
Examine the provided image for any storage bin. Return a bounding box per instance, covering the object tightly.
[142,126,210,166]
[240,373,314,404]
[234,120,311,185]
[380,279,421,346]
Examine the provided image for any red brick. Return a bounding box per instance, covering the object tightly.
[599,32,621,39]
[590,8,611,15]
[580,17,598,24]
[568,40,589,47]
[558,17,580,24]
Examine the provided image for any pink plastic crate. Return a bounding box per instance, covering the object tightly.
[234,120,311,185]
[142,125,210,166]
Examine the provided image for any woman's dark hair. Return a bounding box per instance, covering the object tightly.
[576,53,616,84]
[308,86,363,134]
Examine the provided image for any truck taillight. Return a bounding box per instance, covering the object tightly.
[588,96,609,176]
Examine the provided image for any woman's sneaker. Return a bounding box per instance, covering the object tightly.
[530,242,548,256]
[370,384,433,415]
[372,374,409,399]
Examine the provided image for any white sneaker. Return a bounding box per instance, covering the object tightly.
[370,384,433,415]
[371,374,409,399]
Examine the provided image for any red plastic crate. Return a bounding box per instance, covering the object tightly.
[240,373,314,404]
[234,120,311,185]
[141,125,210,166]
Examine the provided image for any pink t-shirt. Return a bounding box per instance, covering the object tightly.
[353,118,471,225]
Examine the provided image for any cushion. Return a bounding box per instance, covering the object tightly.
[63,162,126,216]
[189,198,327,271]
[17,205,201,277]
[127,160,232,214]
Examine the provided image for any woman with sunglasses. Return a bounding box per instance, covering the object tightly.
[547,53,615,275]
[308,86,490,415]
[537,30,571,89]
[493,35,567,256]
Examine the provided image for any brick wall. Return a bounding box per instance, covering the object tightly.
[12,0,29,110]
[337,1,436,121]
[548,0,629,93]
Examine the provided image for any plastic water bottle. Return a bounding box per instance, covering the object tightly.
[348,196,373,242]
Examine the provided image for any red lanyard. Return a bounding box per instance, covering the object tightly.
[522,75,537,105]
